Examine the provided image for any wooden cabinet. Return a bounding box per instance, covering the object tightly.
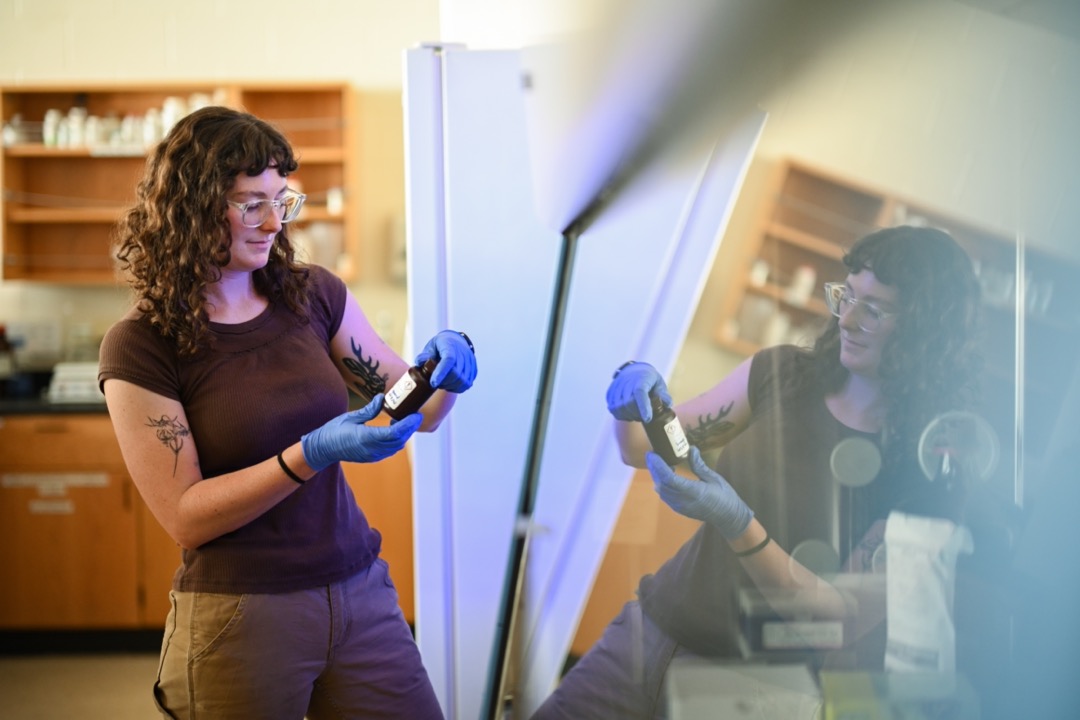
[0,413,179,629]
[137,497,181,627]
[0,82,358,284]
[714,158,1080,495]
[341,415,416,625]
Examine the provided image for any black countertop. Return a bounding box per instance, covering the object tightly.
[0,397,108,415]
[0,368,108,415]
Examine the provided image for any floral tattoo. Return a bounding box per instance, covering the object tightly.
[343,338,389,399]
[146,415,190,476]
[685,401,736,451]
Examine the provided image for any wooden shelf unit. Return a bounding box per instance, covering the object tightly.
[716,161,889,353]
[1,82,358,284]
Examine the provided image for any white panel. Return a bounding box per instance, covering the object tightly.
[402,46,456,713]
[517,112,767,716]
[439,48,564,720]
[404,45,563,720]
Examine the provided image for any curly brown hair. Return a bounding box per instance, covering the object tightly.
[794,225,983,467]
[114,106,310,355]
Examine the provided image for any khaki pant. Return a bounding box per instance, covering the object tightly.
[153,558,442,719]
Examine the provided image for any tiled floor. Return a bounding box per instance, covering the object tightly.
[0,653,159,719]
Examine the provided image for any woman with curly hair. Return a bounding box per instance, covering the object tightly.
[533,225,982,719]
[98,106,475,719]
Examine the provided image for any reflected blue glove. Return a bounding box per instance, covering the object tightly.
[606,361,671,423]
[301,394,422,470]
[415,330,477,393]
[648,446,753,540]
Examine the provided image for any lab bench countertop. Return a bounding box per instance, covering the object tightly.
[0,398,108,415]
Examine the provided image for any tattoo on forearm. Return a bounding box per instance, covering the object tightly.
[146,415,190,476]
[685,401,736,451]
[343,338,389,398]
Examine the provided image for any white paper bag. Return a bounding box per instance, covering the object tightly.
[884,511,973,672]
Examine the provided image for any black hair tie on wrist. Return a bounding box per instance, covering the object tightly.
[277,451,306,485]
[455,331,475,354]
[734,532,771,558]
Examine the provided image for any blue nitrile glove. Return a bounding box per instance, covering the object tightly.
[647,446,753,540]
[415,330,477,393]
[606,361,671,423]
[301,394,422,470]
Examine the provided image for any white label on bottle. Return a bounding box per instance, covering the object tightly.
[385,373,416,410]
[664,418,690,458]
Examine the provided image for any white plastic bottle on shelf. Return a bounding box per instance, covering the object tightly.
[2,114,24,145]
[42,109,62,147]
[67,107,88,147]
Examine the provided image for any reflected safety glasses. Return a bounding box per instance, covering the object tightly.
[823,281,897,333]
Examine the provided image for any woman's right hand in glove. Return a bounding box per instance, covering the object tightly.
[301,394,422,471]
[605,361,671,423]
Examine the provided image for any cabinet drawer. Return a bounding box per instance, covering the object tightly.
[0,413,125,470]
[0,474,140,628]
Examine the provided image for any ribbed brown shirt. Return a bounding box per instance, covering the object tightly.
[98,265,380,593]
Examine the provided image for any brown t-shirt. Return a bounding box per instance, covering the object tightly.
[98,265,380,594]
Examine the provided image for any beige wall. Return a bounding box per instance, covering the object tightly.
[754,1,1080,250]
[0,0,439,88]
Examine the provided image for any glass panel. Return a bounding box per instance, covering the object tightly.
[559,132,1079,720]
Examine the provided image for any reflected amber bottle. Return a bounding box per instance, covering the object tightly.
[644,393,689,466]
[383,358,438,421]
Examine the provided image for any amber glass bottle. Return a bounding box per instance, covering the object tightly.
[644,392,689,465]
[383,358,438,421]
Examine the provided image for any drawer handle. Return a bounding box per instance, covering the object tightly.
[32,421,71,434]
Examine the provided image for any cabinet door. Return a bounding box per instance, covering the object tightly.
[0,414,140,628]
[0,472,139,628]
[341,418,415,624]
[137,499,181,627]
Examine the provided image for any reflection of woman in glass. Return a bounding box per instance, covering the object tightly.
[533,225,982,719]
